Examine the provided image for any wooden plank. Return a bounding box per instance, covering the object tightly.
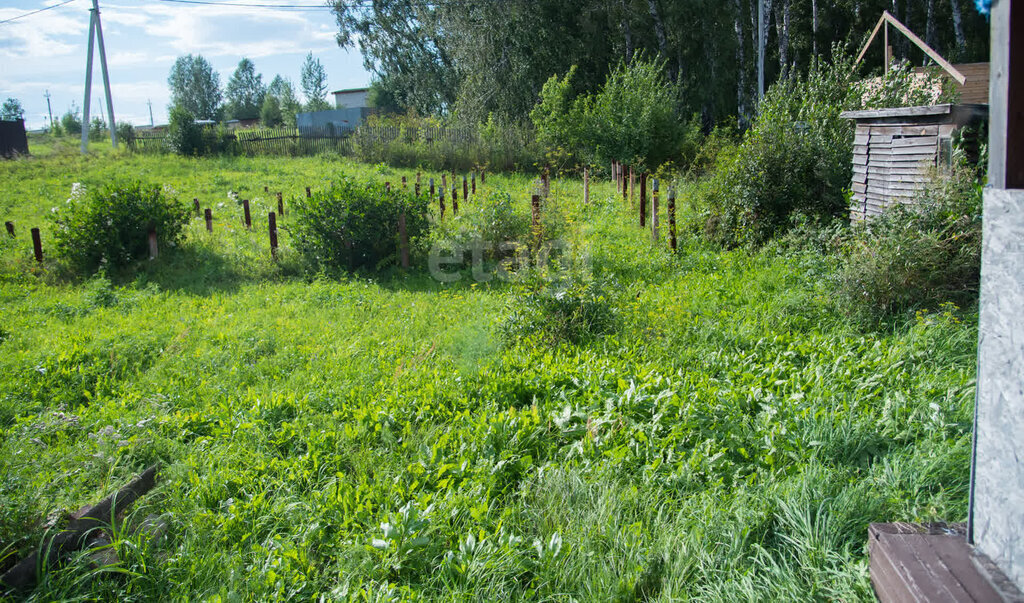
[856,13,887,64]
[1,466,159,591]
[842,105,953,120]
[868,125,940,136]
[891,136,939,148]
[868,523,1011,603]
[891,145,936,156]
[881,12,966,84]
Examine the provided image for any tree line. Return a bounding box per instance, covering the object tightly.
[333,0,989,127]
[167,52,332,127]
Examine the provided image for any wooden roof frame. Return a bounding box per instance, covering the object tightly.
[856,11,967,85]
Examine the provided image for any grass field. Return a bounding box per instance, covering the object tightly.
[0,139,977,600]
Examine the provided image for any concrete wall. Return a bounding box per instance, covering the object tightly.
[973,187,1024,588]
[333,90,369,109]
[295,108,373,135]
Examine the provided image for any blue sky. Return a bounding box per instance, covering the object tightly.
[0,0,371,130]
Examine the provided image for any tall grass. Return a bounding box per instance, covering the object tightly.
[0,149,977,600]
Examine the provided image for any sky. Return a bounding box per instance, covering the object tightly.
[0,0,371,130]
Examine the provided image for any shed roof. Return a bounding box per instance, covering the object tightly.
[841,103,988,121]
[331,87,370,95]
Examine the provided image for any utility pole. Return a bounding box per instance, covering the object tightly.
[44,90,53,131]
[80,0,116,153]
[757,0,765,103]
[147,99,154,127]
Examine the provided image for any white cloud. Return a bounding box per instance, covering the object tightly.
[2,0,365,129]
[0,5,87,60]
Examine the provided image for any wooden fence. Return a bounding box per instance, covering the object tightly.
[130,126,350,156]
[351,125,477,145]
[129,124,478,156]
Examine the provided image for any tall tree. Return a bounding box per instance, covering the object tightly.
[300,52,331,111]
[734,0,749,125]
[331,1,454,114]
[267,75,301,126]
[168,54,222,120]
[949,0,966,57]
[1,98,25,121]
[225,58,265,120]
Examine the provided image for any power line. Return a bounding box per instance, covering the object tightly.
[0,0,79,26]
[155,0,335,9]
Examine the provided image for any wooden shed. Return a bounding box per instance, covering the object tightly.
[841,104,988,221]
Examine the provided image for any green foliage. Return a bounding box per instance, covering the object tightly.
[500,276,618,345]
[291,176,430,273]
[266,75,301,128]
[0,151,979,600]
[530,67,583,161]
[854,59,961,109]
[88,116,107,142]
[532,56,694,172]
[260,94,283,127]
[49,179,190,273]
[165,106,203,156]
[1,97,24,121]
[115,121,136,145]
[168,54,223,121]
[837,162,983,320]
[695,51,860,247]
[60,109,82,135]
[300,52,330,111]
[367,78,404,114]
[225,58,266,120]
[350,113,541,172]
[165,107,236,157]
[583,55,689,171]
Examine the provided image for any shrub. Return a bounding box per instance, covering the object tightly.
[349,113,541,172]
[165,106,204,156]
[88,117,107,141]
[531,54,693,172]
[60,110,82,135]
[500,275,618,346]
[836,161,983,319]
[116,121,136,145]
[692,47,958,248]
[291,177,430,273]
[49,179,191,273]
[694,51,859,247]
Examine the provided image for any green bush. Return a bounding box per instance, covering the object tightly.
[165,106,237,156]
[165,106,204,156]
[49,179,191,273]
[60,110,82,135]
[694,51,859,247]
[531,54,696,173]
[836,162,983,319]
[349,113,541,172]
[291,177,431,273]
[692,49,963,249]
[116,121,136,146]
[500,276,618,346]
[88,117,107,141]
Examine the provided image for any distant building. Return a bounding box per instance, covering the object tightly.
[297,87,374,135]
[332,87,370,110]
